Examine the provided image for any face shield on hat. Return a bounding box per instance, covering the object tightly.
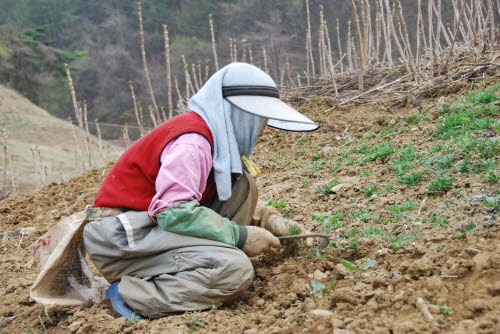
[221,64,320,132]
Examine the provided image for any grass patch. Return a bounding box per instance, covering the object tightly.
[312,212,345,230]
[398,171,425,186]
[360,183,379,197]
[428,176,454,193]
[363,227,386,237]
[265,200,288,209]
[314,179,340,195]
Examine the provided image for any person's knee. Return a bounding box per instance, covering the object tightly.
[214,248,254,293]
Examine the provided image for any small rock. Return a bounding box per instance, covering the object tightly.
[466,298,490,312]
[485,282,500,296]
[321,146,333,153]
[309,309,334,318]
[255,299,265,307]
[388,119,397,126]
[464,248,481,257]
[472,252,491,270]
[68,321,83,332]
[313,270,328,281]
[424,277,443,291]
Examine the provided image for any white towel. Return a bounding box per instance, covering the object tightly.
[189,63,272,201]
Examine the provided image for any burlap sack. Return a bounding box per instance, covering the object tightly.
[29,210,108,312]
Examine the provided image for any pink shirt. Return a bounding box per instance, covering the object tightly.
[148,133,213,218]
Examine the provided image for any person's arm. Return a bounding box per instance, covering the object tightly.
[149,133,247,248]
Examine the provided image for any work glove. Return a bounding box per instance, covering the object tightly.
[242,226,281,257]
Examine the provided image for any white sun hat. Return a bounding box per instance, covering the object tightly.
[222,63,319,132]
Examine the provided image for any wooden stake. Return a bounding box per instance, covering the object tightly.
[137,2,160,122]
[163,24,173,119]
[208,14,219,71]
[350,0,365,91]
[306,0,315,75]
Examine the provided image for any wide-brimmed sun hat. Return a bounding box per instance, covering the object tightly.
[222,63,319,132]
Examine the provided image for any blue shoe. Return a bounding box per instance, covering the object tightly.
[106,282,143,320]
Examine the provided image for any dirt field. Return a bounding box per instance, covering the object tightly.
[0,80,498,333]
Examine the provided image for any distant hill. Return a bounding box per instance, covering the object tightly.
[0,85,121,194]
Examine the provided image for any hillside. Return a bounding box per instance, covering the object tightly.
[0,79,497,333]
[0,85,121,194]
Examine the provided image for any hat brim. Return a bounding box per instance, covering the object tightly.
[225,95,320,132]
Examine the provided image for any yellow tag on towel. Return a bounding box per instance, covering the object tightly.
[241,155,261,177]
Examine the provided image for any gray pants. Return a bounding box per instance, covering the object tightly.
[83,172,258,319]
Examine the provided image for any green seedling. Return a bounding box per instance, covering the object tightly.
[468,85,500,104]
[328,162,342,174]
[338,259,377,279]
[363,227,385,237]
[287,224,302,236]
[314,179,339,195]
[208,304,222,313]
[428,177,454,193]
[312,152,322,160]
[297,148,306,155]
[482,195,499,210]
[184,312,204,331]
[312,212,345,230]
[296,138,308,145]
[350,208,373,222]
[436,242,446,249]
[483,171,500,182]
[427,215,451,227]
[345,227,358,238]
[307,159,326,171]
[390,231,418,249]
[403,114,423,125]
[358,142,396,163]
[398,171,425,186]
[360,183,379,197]
[387,201,417,219]
[265,200,288,209]
[361,170,375,176]
[309,279,336,299]
[301,179,311,185]
[125,315,141,327]
[430,144,444,153]
[348,239,359,249]
[438,305,453,317]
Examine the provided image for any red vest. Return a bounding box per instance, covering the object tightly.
[94,112,216,210]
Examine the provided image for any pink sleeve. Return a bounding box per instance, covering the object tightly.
[148,132,212,218]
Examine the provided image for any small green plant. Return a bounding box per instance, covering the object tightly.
[287,224,302,236]
[265,200,288,209]
[328,162,342,174]
[436,241,446,249]
[208,304,222,313]
[350,208,373,222]
[387,201,417,218]
[345,227,358,238]
[482,195,499,210]
[301,179,311,185]
[125,315,141,327]
[428,177,454,193]
[438,305,453,317]
[314,179,339,195]
[398,171,425,186]
[268,157,281,162]
[309,279,335,299]
[403,114,423,125]
[430,144,444,153]
[462,223,476,232]
[296,138,307,145]
[360,183,379,197]
[297,148,306,155]
[338,259,377,279]
[390,232,418,249]
[483,171,500,182]
[312,152,322,160]
[307,159,327,171]
[358,142,396,163]
[363,227,385,237]
[312,212,345,230]
[184,313,204,331]
[348,239,359,249]
[427,215,451,227]
[361,170,375,176]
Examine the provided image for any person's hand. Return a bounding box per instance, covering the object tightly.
[242,226,280,257]
[265,215,314,247]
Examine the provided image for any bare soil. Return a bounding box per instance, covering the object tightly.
[0,81,498,334]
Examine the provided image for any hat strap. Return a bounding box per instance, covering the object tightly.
[222,86,280,99]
